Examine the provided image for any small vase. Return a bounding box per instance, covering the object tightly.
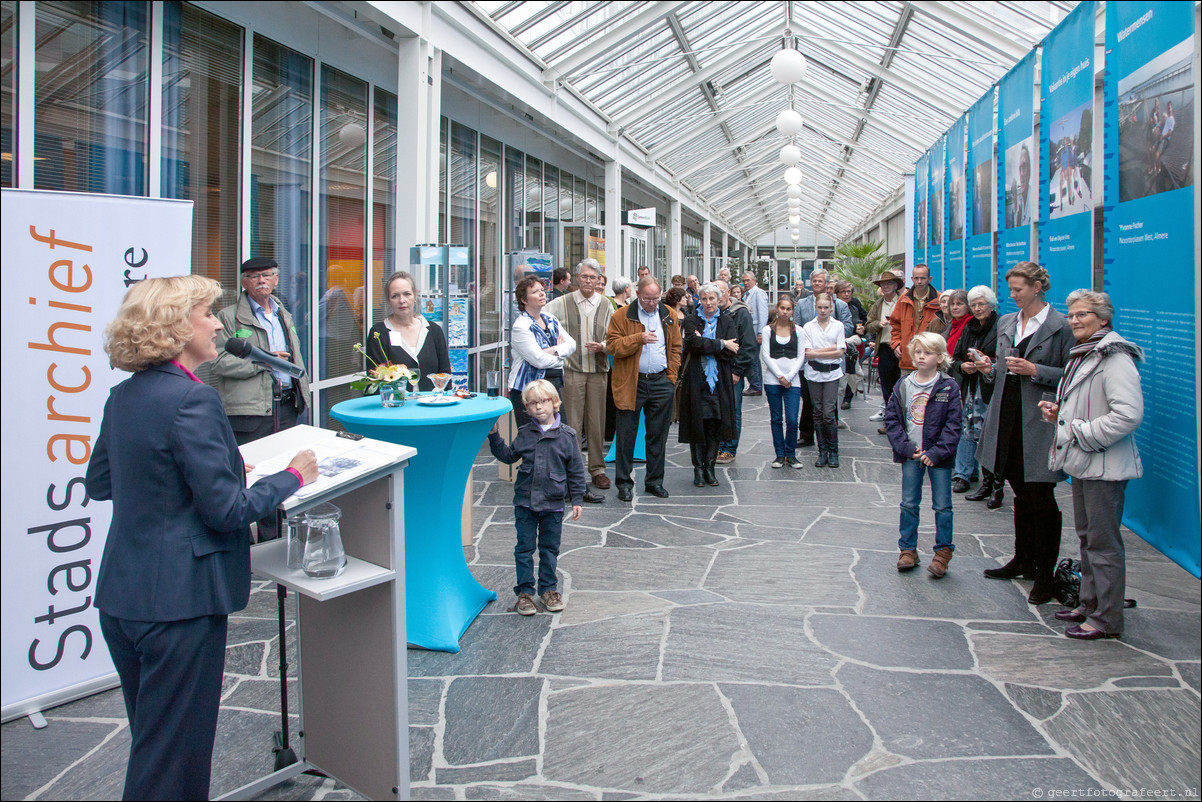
[380,383,405,407]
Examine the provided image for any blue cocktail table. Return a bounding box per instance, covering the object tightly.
[331,394,512,652]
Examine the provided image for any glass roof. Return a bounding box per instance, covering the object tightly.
[471,0,1075,241]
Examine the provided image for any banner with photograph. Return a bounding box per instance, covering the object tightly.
[944,114,967,291]
[914,152,928,269]
[1,190,194,720]
[1103,0,1199,577]
[1038,0,1095,309]
[926,137,945,287]
[967,88,996,292]
[997,50,1037,313]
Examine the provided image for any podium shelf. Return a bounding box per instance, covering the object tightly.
[251,539,395,602]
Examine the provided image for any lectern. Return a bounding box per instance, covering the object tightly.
[217,425,416,801]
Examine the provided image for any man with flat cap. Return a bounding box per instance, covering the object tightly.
[212,257,311,538]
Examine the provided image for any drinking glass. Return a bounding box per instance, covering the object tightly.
[431,373,452,395]
[486,371,501,399]
[1039,391,1057,423]
[407,368,422,396]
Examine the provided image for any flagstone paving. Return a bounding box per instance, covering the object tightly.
[2,398,1199,800]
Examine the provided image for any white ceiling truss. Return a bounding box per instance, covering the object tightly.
[469,0,1076,241]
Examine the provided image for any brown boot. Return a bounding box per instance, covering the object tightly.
[896,549,919,571]
[928,547,953,578]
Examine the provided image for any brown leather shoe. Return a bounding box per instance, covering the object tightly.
[928,547,953,578]
[878,426,888,435]
[592,473,611,489]
[896,549,919,571]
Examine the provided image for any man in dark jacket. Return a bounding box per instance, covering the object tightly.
[715,279,758,464]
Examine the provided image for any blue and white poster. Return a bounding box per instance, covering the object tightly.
[966,88,995,292]
[1103,0,1199,577]
[926,137,945,288]
[1038,1,1095,309]
[914,153,928,269]
[944,115,967,291]
[997,50,1036,313]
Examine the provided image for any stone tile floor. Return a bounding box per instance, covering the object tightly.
[3,397,1199,800]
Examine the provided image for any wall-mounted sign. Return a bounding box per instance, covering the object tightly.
[623,208,656,227]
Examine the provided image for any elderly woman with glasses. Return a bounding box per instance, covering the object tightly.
[951,286,999,499]
[1040,290,1144,640]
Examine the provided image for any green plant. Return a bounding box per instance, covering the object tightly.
[830,241,898,303]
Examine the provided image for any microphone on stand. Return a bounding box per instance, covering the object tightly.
[223,338,306,379]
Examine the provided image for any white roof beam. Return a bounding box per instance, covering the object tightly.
[648,81,783,160]
[909,1,1029,63]
[542,1,690,83]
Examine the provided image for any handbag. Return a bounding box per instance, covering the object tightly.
[672,350,692,423]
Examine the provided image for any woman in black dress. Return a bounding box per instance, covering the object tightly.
[366,271,451,392]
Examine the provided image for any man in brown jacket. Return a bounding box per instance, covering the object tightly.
[606,277,682,502]
[889,263,946,373]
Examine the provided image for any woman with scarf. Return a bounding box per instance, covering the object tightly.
[509,275,576,428]
[1041,290,1143,640]
[948,287,992,496]
[677,283,744,487]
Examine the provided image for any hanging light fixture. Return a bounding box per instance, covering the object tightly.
[775,109,804,137]
[485,170,497,189]
[779,144,802,167]
[784,166,804,185]
[787,184,803,199]
[770,47,808,85]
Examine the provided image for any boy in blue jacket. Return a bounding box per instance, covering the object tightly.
[489,379,587,615]
[884,332,962,577]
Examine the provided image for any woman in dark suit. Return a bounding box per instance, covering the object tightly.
[677,283,744,487]
[86,276,317,800]
[973,262,1075,604]
[366,271,451,392]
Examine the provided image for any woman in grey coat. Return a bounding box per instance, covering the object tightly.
[1040,290,1143,639]
[973,262,1076,604]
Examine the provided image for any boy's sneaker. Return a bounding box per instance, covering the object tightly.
[515,593,537,615]
[771,457,785,469]
[928,548,953,579]
[540,590,565,612]
[716,452,735,464]
[896,550,919,571]
[869,409,886,421]
[788,456,804,469]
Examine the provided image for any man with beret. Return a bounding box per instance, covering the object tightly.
[212,257,311,538]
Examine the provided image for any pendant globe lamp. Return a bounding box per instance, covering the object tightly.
[779,143,802,167]
[784,166,804,185]
[775,109,804,137]
[770,47,808,85]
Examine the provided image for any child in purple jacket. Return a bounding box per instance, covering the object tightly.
[884,332,963,577]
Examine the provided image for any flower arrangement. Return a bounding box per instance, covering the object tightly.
[350,332,414,395]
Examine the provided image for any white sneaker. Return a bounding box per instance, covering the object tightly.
[771,457,785,469]
[869,410,885,421]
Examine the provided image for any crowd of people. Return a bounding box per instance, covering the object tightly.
[489,258,1145,644]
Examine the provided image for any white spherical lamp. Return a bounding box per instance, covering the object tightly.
[784,166,804,185]
[339,122,366,149]
[787,184,803,199]
[771,48,808,85]
[790,232,801,242]
[775,108,804,137]
[779,144,802,167]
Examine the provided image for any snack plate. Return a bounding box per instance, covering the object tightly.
[418,395,460,406]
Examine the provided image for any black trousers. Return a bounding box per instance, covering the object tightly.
[615,373,674,489]
[101,611,228,801]
[877,343,901,406]
[509,370,564,429]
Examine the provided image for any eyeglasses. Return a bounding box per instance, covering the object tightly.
[578,274,599,281]
[243,269,278,279]
[1066,311,1096,321]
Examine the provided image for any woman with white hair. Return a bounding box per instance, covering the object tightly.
[609,275,633,309]
[1040,290,1143,639]
[952,286,1000,502]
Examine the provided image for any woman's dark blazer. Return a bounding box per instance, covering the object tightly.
[86,362,300,622]
[367,320,451,392]
[676,310,741,444]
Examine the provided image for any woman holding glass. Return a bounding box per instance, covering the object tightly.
[367,271,451,392]
[509,275,576,427]
[1042,290,1144,640]
[974,262,1075,604]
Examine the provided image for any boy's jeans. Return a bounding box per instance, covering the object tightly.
[764,383,800,459]
[899,460,954,553]
[514,506,562,596]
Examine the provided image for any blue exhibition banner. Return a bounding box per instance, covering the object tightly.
[914,152,927,268]
[967,88,995,292]
[944,114,967,290]
[1038,1,1094,310]
[1103,0,1199,577]
[927,138,944,287]
[997,50,1036,313]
